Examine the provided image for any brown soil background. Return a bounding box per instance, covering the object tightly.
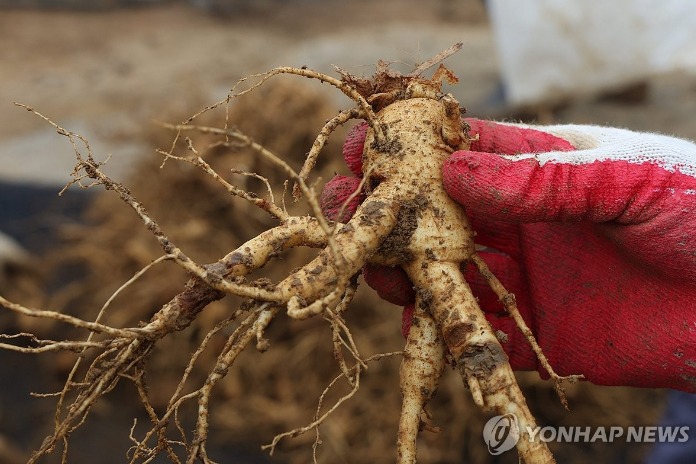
[1,1,694,463]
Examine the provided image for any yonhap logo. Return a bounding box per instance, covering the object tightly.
[483,414,520,455]
[481,413,690,456]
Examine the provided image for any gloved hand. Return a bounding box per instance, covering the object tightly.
[320,118,696,392]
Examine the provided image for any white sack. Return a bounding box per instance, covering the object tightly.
[488,0,696,105]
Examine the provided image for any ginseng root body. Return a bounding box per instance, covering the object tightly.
[4,55,566,464]
[279,88,555,462]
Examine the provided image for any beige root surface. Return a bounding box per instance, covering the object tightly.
[398,304,444,463]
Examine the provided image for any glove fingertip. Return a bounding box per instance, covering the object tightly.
[319,175,363,222]
[343,121,368,177]
[464,118,575,154]
[402,304,414,339]
[443,150,512,210]
[444,151,542,222]
[363,264,415,307]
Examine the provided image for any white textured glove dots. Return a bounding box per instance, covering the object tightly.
[506,124,696,178]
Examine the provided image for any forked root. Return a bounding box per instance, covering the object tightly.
[405,259,555,464]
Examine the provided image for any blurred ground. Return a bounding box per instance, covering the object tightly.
[0,1,695,463]
[0,0,491,186]
[2,2,695,186]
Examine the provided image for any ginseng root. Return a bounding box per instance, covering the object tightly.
[1,46,579,464]
[274,76,563,463]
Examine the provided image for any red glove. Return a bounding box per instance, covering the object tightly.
[321,118,696,392]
